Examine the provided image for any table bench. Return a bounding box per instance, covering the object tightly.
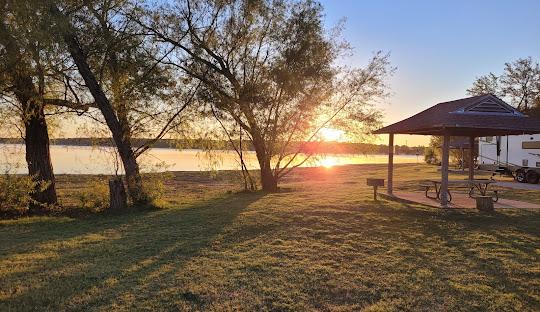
[422,179,498,203]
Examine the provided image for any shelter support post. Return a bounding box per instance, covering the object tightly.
[440,134,450,207]
[388,133,394,195]
[468,136,475,182]
[460,148,464,171]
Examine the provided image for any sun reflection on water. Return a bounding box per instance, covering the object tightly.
[319,156,339,168]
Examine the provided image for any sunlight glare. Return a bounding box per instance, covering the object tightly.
[320,127,344,142]
[319,156,338,168]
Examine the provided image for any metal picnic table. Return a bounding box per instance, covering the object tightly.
[423,179,498,203]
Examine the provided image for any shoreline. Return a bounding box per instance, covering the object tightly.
[0,143,423,156]
[2,163,419,178]
[0,139,426,156]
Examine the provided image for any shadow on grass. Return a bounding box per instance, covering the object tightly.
[368,200,540,307]
[0,191,266,311]
[420,213,538,306]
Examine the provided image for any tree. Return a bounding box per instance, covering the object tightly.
[467,73,501,97]
[47,0,192,204]
[426,136,474,169]
[1,0,102,213]
[0,0,66,212]
[141,0,391,191]
[468,57,540,112]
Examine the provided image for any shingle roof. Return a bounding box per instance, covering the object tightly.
[373,94,540,136]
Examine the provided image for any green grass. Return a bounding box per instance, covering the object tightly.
[1,164,539,311]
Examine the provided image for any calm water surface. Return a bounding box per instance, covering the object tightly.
[0,144,419,174]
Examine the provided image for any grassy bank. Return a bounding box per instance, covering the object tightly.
[1,164,539,311]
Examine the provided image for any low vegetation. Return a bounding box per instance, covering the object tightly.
[1,164,538,311]
[0,173,48,216]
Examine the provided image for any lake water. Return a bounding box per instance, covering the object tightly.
[0,144,419,174]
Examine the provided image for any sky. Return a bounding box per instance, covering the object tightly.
[319,0,540,146]
[9,0,537,147]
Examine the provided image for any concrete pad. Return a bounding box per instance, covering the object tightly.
[381,191,540,209]
[495,181,540,191]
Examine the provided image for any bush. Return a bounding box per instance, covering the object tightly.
[75,174,169,210]
[75,178,109,212]
[142,173,171,205]
[0,174,39,215]
[424,147,439,165]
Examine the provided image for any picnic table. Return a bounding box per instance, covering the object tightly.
[422,179,498,203]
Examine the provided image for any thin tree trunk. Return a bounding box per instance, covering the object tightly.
[50,5,147,204]
[109,177,127,211]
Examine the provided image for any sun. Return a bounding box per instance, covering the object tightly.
[320,127,344,142]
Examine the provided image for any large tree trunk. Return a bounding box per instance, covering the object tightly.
[23,102,57,213]
[252,137,278,192]
[50,5,147,204]
[116,137,145,203]
[260,160,278,192]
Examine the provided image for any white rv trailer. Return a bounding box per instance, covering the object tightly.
[478,134,540,183]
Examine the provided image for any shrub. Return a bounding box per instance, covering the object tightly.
[424,147,439,165]
[0,174,40,215]
[142,173,171,205]
[75,178,109,212]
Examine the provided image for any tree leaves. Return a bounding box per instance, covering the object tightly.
[468,57,540,112]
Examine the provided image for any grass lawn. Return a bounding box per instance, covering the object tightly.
[1,164,539,311]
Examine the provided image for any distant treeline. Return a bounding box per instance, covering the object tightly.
[0,138,424,155]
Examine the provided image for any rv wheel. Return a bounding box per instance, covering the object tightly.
[515,170,527,183]
[526,170,540,184]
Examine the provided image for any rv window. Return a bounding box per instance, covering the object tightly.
[522,141,540,149]
[536,162,540,168]
[523,159,529,166]
[485,136,493,142]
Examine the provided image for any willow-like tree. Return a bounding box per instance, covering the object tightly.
[468,57,540,112]
[47,0,192,204]
[0,0,89,212]
[142,0,391,191]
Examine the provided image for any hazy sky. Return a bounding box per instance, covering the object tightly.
[320,0,540,145]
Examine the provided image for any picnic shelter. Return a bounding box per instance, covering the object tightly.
[373,94,540,208]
